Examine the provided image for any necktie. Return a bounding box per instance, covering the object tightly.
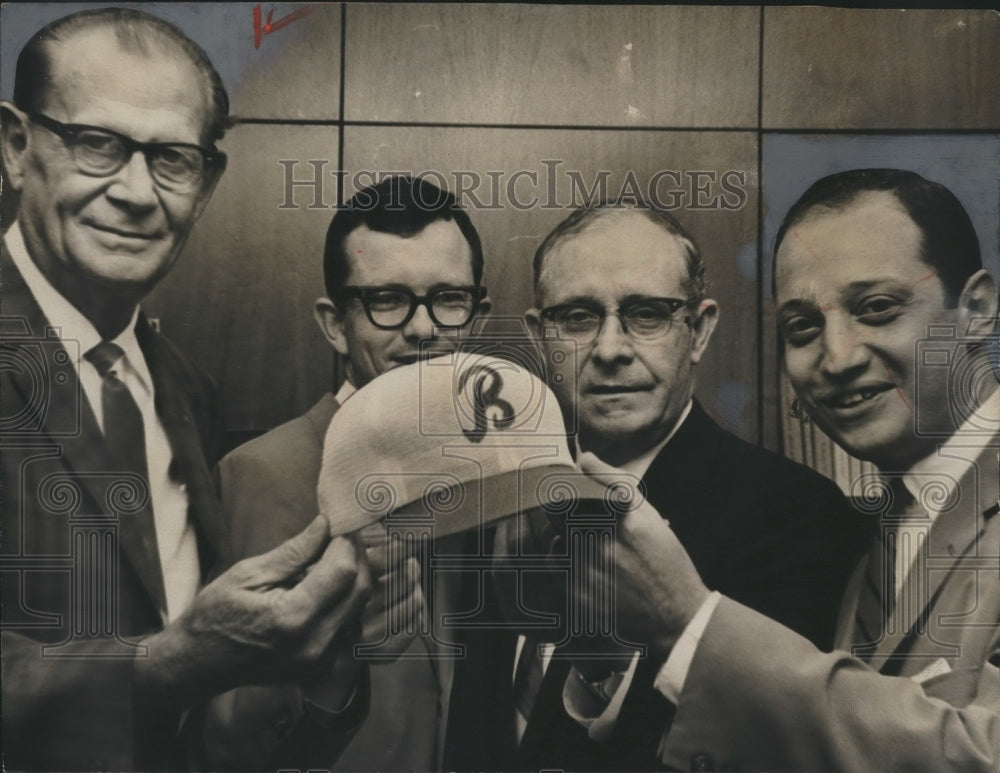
[86,342,169,617]
[85,342,149,486]
[513,638,545,723]
[853,479,913,652]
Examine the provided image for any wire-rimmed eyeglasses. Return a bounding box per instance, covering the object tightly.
[539,296,693,344]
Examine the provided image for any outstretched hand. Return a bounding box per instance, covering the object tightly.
[139,515,372,707]
[575,452,709,658]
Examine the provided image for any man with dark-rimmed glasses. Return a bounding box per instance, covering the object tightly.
[470,199,866,771]
[213,175,491,771]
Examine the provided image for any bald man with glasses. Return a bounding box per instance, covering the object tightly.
[1,9,371,771]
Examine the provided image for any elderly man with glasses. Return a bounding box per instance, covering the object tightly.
[459,200,868,771]
[211,175,491,772]
[1,8,372,771]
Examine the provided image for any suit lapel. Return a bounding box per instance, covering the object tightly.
[835,562,866,651]
[639,400,716,532]
[136,318,225,567]
[865,437,999,672]
[516,655,574,760]
[3,247,170,614]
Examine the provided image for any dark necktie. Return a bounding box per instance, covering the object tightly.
[513,638,545,724]
[853,479,913,653]
[85,342,149,484]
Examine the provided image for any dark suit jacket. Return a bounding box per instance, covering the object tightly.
[1,244,226,771]
[445,400,869,771]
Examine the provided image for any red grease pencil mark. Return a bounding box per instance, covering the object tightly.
[893,385,913,412]
[254,5,314,49]
[885,367,913,413]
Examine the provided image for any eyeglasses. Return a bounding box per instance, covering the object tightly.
[539,297,693,344]
[340,286,487,329]
[29,112,226,192]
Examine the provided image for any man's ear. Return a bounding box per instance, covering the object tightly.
[315,297,350,358]
[477,292,492,318]
[688,299,719,364]
[191,153,226,222]
[957,269,999,339]
[1,102,31,192]
[524,307,542,339]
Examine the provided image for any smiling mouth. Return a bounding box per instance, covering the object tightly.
[822,385,894,409]
[88,223,157,240]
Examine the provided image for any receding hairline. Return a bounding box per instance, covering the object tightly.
[16,9,229,145]
[774,189,923,274]
[43,26,211,113]
[535,207,698,298]
[783,188,913,231]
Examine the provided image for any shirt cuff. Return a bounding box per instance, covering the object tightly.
[653,591,722,704]
[563,651,639,743]
[301,664,370,733]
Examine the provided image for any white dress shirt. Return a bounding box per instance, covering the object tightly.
[6,222,200,622]
[335,379,357,404]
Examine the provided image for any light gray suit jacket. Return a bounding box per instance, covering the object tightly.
[660,435,1000,772]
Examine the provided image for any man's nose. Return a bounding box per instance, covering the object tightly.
[105,152,159,211]
[589,313,635,365]
[403,302,436,341]
[819,316,869,379]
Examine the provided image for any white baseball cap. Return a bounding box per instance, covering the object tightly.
[318,351,612,538]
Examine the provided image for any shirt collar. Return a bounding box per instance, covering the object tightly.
[896,385,1000,515]
[5,221,149,396]
[335,378,357,405]
[619,399,694,477]
[575,398,694,478]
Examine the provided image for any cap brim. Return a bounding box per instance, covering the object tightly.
[388,464,623,539]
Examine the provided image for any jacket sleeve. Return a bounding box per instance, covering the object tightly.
[186,667,371,771]
[189,435,367,770]
[1,631,167,771]
[661,597,1000,773]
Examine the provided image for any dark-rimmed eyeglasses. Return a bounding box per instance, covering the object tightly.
[29,112,226,193]
[340,286,487,330]
[539,297,693,344]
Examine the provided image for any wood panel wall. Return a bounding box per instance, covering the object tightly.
[2,3,997,465]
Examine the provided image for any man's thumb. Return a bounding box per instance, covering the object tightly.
[244,514,330,584]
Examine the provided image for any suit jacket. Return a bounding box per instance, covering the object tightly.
[0,244,226,771]
[215,394,445,772]
[660,435,1000,772]
[445,400,869,771]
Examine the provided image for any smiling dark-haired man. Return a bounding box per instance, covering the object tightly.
[567,171,1000,772]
